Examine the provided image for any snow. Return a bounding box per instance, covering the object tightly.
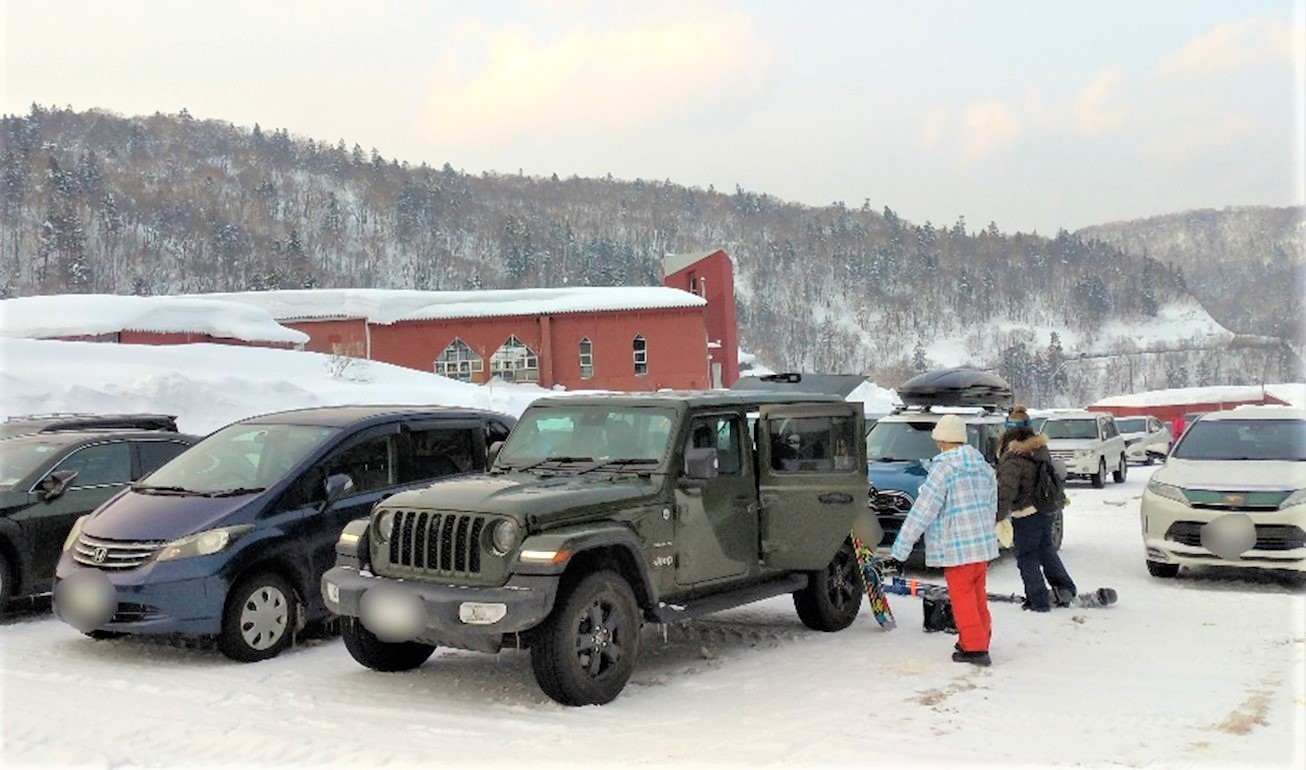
[0,339,546,434]
[0,294,310,345]
[1092,383,1306,410]
[192,287,706,325]
[846,380,901,416]
[737,349,775,377]
[2,468,1302,767]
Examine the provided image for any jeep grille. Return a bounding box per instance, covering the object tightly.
[387,510,488,575]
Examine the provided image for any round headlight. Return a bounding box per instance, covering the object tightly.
[375,511,395,542]
[491,519,519,554]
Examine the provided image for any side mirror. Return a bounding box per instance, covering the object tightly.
[39,469,78,501]
[488,441,504,466]
[682,447,719,482]
[321,474,355,511]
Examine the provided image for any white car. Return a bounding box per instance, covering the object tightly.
[1140,406,1306,577]
[1115,415,1171,465]
[1041,411,1128,488]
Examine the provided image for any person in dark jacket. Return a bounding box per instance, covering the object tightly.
[997,406,1077,611]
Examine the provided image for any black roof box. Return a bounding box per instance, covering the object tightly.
[898,367,1013,409]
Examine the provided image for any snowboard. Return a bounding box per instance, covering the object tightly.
[851,535,896,630]
[885,577,1117,609]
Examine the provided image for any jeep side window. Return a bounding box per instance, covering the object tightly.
[687,415,742,476]
[402,427,475,481]
[768,416,856,473]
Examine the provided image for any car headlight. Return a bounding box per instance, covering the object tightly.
[63,515,90,552]
[156,525,252,562]
[491,519,519,555]
[1146,478,1187,504]
[1075,450,1092,458]
[374,511,395,542]
[1280,489,1306,510]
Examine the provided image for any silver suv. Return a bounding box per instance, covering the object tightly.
[1041,411,1128,488]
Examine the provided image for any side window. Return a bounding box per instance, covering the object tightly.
[1104,420,1118,439]
[687,416,743,476]
[136,440,190,478]
[401,428,476,483]
[768,416,857,473]
[56,442,132,488]
[486,420,512,446]
[283,434,395,509]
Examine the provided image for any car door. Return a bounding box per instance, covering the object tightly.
[27,440,133,582]
[757,403,866,571]
[673,411,755,587]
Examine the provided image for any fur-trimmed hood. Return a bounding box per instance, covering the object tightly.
[1006,433,1048,456]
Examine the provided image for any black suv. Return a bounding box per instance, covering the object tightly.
[0,429,198,607]
[1,413,180,440]
[54,406,515,662]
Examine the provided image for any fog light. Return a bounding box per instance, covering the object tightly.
[1146,547,1167,560]
[325,581,339,604]
[459,602,507,625]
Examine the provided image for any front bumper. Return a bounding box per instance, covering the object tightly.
[1061,456,1099,475]
[322,566,560,652]
[53,554,229,636]
[1140,493,1306,572]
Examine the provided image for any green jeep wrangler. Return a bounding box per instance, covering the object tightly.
[322,392,875,705]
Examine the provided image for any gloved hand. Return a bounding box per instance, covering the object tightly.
[875,557,903,576]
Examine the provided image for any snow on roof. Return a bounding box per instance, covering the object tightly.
[0,295,310,345]
[1090,383,1305,409]
[192,287,706,325]
[662,249,723,276]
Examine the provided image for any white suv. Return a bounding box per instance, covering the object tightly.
[1114,415,1171,465]
[1140,406,1306,577]
[1041,411,1128,488]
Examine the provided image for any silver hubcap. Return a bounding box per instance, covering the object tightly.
[239,586,288,651]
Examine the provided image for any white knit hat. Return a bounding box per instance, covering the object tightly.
[931,414,967,444]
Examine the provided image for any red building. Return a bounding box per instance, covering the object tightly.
[662,250,740,388]
[1088,386,1293,423]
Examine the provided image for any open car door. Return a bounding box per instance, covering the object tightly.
[757,402,866,571]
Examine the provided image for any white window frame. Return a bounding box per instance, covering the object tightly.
[434,338,484,382]
[489,335,540,383]
[633,335,648,376]
[579,337,594,380]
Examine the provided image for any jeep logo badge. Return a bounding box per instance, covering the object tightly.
[92,547,108,564]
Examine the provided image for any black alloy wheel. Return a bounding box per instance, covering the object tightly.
[794,538,862,632]
[531,570,641,706]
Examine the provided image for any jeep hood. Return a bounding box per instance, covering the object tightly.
[384,473,662,523]
[1154,459,1306,491]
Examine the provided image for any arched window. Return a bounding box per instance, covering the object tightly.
[489,335,540,383]
[633,335,647,376]
[579,337,594,379]
[433,338,483,382]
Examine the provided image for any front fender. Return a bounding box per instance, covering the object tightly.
[513,523,657,604]
[0,516,37,596]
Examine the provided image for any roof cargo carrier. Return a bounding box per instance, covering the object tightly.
[897,367,1013,411]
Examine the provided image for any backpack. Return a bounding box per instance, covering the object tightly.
[1032,457,1064,513]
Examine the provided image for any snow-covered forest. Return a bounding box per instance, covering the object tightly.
[0,106,1298,404]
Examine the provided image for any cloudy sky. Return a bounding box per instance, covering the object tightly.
[4,0,1303,233]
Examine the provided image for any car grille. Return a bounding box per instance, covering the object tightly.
[1048,450,1076,461]
[871,490,914,547]
[1164,521,1306,552]
[73,535,165,570]
[1181,489,1291,511]
[387,510,488,575]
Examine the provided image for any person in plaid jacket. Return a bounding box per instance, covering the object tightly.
[889,414,1000,666]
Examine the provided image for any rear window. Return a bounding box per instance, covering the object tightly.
[770,416,858,472]
[1116,418,1147,433]
[1171,419,1306,461]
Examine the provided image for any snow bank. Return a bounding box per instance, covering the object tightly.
[846,380,900,416]
[0,294,309,345]
[0,339,546,434]
[1092,383,1305,409]
[193,287,706,325]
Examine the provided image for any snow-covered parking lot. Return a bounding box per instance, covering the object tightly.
[2,468,1303,768]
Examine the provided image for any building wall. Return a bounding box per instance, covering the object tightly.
[662,250,739,387]
[1088,396,1289,423]
[366,307,708,390]
[280,318,370,356]
[113,331,296,349]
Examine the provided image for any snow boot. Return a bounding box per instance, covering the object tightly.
[1052,587,1075,608]
[1075,587,1118,608]
[952,649,992,667]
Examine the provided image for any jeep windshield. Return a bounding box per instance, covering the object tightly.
[1171,419,1306,461]
[865,421,939,462]
[137,423,338,495]
[0,436,72,490]
[1042,419,1099,440]
[495,406,676,472]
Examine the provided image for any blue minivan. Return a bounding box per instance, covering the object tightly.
[53,406,514,662]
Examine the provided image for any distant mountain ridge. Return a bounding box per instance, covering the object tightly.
[0,105,1297,403]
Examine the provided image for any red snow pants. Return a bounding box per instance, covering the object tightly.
[944,562,991,653]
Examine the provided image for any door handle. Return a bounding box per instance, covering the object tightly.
[818,492,854,505]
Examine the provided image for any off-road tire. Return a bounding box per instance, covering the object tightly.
[794,538,862,632]
[1113,456,1128,484]
[1051,510,1065,551]
[530,570,641,706]
[218,572,298,663]
[83,630,127,640]
[341,617,435,671]
[1091,458,1106,489]
[1146,560,1180,578]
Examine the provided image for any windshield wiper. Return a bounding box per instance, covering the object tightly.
[131,483,198,496]
[577,457,659,475]
[501,456,593,474]
[201,486,266,497]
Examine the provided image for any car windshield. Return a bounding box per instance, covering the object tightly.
[496,406,676,468]
[0,437,70,490]
[866,421,939,462]
[1115,418,1147,433]
[1042,419,1099,440]
[140,423,338,494]
[1171,419,1306,461]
